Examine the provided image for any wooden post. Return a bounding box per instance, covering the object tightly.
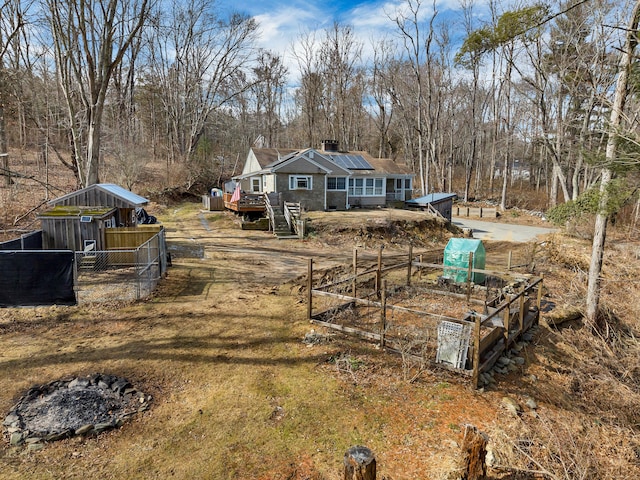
[343,446,376,480]
[473,313,481,389]
[503,297,511,347]
[507,251,512,270]
[375,245,383,298]
[466,252,474,302]
[352,248,358,298]
[461,425,488,480]
[418,254,423,281]
[307,258,313,320]
[380,280,387,348]
[518,290,525,333]
[407,244,413,287]
[537,274,544,311]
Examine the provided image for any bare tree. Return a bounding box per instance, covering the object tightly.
[46,0,152,187]
[392,0,434,195]
[0,0,26,187]
[146,0,257,184]
[455,0,485,203]
[318,22,365,150]
[292,30,322,147]
[252,50,288,148]
[585,0,640,324]
[370,39,396,159]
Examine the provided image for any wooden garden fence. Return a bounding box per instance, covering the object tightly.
[306,246,542,388]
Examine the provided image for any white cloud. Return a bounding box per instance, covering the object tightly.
[245,0,498,86]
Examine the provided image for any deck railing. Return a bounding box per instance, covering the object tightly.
[223,192,266,212]
[284,201,302,236]
[264,193,277,230]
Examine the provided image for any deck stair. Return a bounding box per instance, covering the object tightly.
[272,213,294,237]
[265,193,301,238]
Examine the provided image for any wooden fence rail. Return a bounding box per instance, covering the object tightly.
[307,246,542,389]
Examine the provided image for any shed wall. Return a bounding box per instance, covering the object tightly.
[41,217,108,251]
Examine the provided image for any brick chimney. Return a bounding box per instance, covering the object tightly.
[321,140,339,152]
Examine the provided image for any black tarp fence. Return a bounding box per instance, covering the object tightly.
[0,250,76,307]
[0,230,43,250]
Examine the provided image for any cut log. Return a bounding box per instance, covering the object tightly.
[343,445,376,480]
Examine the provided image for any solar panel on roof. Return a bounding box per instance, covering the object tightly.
[331,154,373,170]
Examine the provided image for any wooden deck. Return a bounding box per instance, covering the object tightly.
[223,192,266,213]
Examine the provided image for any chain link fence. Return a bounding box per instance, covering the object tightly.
[75,229,167,303]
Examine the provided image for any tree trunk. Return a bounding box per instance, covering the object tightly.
[586,0,640,324]
[0,97,9,187]
[85,116,102,187]
[586,169,610,324]
[461,425,488,480]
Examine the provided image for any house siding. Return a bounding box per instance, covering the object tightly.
[276,173,326,211]
[40,216,109,251]
[326,191,348,210]
[241,150,262,175]
[278,158,328,175]
[350,195,386,208]
[433,199,454,221]
[264,174,276,192]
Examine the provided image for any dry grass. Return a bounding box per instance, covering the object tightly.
[2,151,640,479]
[0,202,501,479]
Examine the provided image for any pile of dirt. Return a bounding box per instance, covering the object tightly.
[305,209,460,248]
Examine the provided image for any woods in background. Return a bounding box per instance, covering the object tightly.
[0,0,637,218]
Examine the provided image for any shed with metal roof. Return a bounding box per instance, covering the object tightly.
[48,183,149,227]
[405,193,457,221]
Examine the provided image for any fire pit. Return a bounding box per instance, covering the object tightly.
[3,374,151,447]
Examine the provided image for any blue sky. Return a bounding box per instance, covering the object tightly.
[217,0,493,81]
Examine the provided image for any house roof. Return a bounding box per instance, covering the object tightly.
[405,193,457,206]
[251,148,299,169]
[247,147,413,177]
[335,153,412,176]
[268,149,352,176]
[49,183,149,208]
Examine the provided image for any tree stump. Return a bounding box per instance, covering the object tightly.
[343,445,376,480]
[461,425,488,480]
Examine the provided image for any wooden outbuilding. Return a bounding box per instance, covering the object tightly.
[48,183,149,227]
[39,184,154,251]
[38,205,117,251]
[405,193,457,221]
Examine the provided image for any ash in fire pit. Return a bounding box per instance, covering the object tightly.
[3,374,151,447]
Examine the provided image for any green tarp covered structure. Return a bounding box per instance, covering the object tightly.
[443,238,486,284]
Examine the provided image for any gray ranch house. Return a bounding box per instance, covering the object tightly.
[233,140,414,211]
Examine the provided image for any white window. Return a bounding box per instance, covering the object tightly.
[349,177,384,196]
[327,177,346,190]
[349,178,363,195]
[251,178,261,192]
[395,178,412,190]
[289,175,312,190]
